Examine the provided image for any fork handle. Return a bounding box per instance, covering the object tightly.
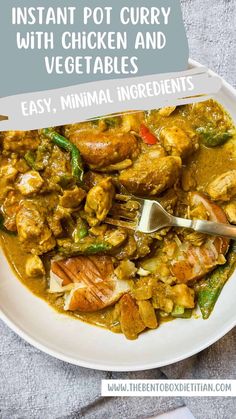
[171,216,236,240]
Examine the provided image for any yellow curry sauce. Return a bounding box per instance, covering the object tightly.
[1,100,236,339]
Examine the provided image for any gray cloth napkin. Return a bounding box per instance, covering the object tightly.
[1,0,236,418]
[0,321,235,419]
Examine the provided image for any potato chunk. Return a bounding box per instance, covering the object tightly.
[137,300,158,329]
[119,294,146,340]
[26,255,45,277]
[115,260,137,280]
[171,284,195,308]
[17,171,44,196]
[151,282,174,313]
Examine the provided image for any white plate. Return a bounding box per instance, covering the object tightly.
[0,59,236,371]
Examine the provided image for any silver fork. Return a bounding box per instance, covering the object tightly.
[106,194,236,239]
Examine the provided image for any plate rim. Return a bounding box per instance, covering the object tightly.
[1,304,236,372]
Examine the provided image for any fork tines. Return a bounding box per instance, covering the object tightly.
[105,194,140,230]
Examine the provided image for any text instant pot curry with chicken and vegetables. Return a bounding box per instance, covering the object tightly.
[1,100,236,340]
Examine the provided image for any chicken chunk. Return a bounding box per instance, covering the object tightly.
[134,232,154,259]
[207,170,236,201]
[16,201,56,255]
[25,255,45,277]
[2,131,39,154]
[17,171,44,196]
[0,165,18,200]
[59,187,86,208]
[121,112,144,133]
[44,145,70,182]
[119,155,182,196]
[113,231,153,261]
[69,131,140,169]
[224,201,236,224]
[85,177,115,224]
[47,205,72,237]
[181,166,197,191]
[112,234,137,260]
[49,256,130,311]
[160,126,198,159]
[1,191,21,232]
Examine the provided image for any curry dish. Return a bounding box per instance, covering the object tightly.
[1,100,236,340]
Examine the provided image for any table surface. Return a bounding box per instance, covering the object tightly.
[1,1,236,418]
